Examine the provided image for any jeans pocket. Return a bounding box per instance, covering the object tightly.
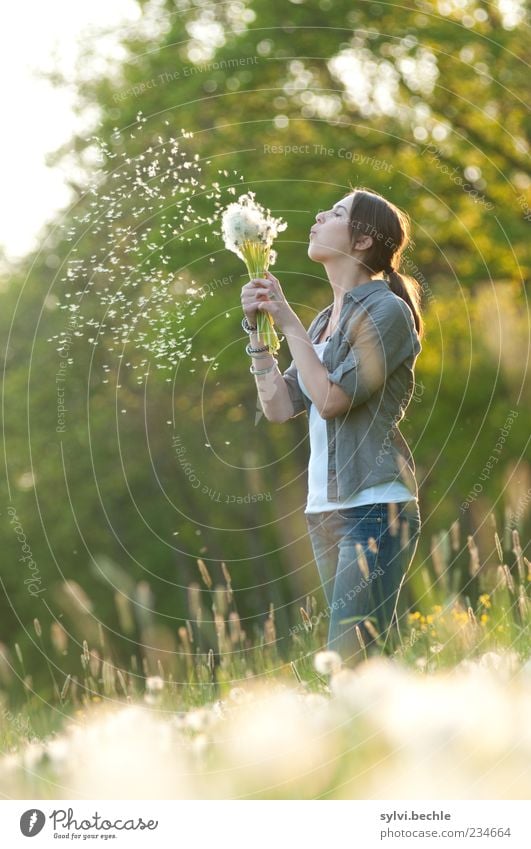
[337,512,385,554]
[336,504,385,522]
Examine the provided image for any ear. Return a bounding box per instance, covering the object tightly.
[352,233,373,251]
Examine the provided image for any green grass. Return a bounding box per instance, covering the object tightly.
[0,516,529,799]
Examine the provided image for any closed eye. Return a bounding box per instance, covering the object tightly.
[318,207,342,218]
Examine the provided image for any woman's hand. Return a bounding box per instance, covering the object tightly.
[240,271,300,333]
[240,279,260,327]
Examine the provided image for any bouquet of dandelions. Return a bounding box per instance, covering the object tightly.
[221,192,287,354]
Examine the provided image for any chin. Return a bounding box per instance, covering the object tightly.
[308,242,330,262]
[308,239,323,255]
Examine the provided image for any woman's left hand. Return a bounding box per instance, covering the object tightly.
[249,271,300,333]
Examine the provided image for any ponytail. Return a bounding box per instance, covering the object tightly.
[387,269,424,339]
[344,187,425,339]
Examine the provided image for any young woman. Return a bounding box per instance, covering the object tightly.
[240,187,423,667]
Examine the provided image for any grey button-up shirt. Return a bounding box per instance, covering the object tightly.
[282,278,422,502]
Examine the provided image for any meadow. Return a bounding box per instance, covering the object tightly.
[1,518,529,800]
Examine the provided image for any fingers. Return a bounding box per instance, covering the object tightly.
[241,285,270,304]
[246,275,277,287]
[241,277,282,316]
[244,300,270,312]
[243,277,271,290]
[244,278,279,296]
[241,280,272,305]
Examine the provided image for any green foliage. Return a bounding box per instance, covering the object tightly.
[1,0,529,681]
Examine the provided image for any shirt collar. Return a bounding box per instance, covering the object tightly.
[312,279,389,337]
[343,278,389,302]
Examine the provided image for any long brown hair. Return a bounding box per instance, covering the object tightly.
[344,186,424,338]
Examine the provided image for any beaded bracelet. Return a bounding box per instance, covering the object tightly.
[245,341,271,356]
[241,316,258,334]
[250,359,278,376]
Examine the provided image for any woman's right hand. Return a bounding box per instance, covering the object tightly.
[240,279,265,326]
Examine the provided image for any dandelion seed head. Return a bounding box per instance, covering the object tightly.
[145,675,164,693]
[220,191,287,260]
[314,650,342,676]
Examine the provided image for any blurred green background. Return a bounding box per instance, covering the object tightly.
[1,0,529,691]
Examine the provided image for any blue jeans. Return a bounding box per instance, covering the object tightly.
[305,501,421,666]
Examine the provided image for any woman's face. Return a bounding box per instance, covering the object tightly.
[308,192,355,262]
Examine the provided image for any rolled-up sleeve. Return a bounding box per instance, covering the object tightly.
[282,358,307,417]
[327,296,421,406]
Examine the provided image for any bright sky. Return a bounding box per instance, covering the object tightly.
[1,1,140,263]
[3,0,524,266]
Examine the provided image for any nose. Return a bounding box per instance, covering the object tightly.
[315,210,325,224]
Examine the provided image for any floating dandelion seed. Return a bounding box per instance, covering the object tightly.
[49,129,247,381]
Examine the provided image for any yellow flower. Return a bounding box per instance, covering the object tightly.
[452,611,468,625]
[480,613,489,624]
[479,593,491,609]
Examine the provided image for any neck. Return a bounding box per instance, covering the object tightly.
[323,257,376,315]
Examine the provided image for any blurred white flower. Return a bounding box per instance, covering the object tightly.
[228,686,250,703]
[145,675,164,692]
[219,686,337,797]
[2,648,530,800]
[185,707,214,733]
[21,741,45,770]
[60,706,193,799]
[456,650,521,681]
[478,651,520,677]
[314,650,342,676]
